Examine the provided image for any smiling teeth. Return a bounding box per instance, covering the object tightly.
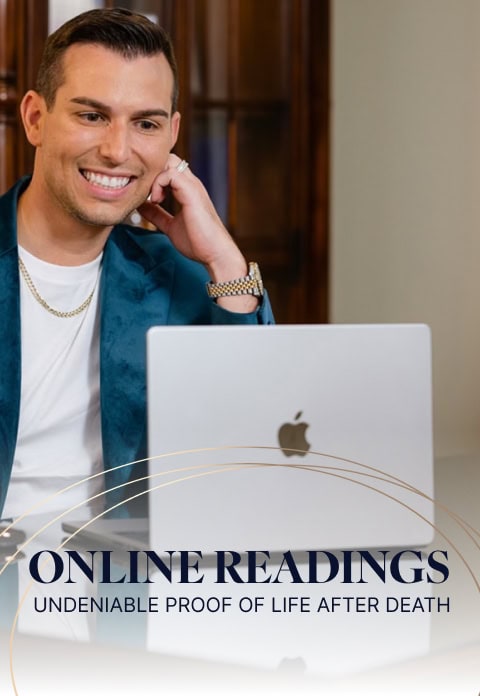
[83,171,130,189]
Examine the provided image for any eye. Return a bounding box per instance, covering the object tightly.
[79,112,105,123]
[137,119,160,132]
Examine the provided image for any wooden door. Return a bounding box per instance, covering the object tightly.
[0,0,47,193]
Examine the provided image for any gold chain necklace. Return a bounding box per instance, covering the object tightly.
[18,256,96,319]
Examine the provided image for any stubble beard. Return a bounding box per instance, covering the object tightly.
[55,186,145,230]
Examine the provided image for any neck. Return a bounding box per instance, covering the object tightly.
[17,181,112,266]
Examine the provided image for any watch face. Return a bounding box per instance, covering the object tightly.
[250,262,264,296]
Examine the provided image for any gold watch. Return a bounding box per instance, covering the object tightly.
[206,262,264,299]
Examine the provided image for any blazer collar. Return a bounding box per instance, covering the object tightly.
[0,179,25,511]
[0,177,30,255]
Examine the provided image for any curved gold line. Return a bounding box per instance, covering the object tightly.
[0,460,265,575]
[0,460,424,575]
[6,457,443,660]
[7,454,478,690]
[285,463,480,552]
[10,458,479,602]
[145,462,480,593]
[285,463,480,592]
[11,455,478,685]
[0,448,226,531]
[0,443,430,533]
[87,460,480,593]
[8,463,253,696]
[2,443,474,560]
[7,449,480,694]
[2,448,478,576]
[2,449,478,581]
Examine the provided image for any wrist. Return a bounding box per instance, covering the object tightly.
[205,247,248,284]
[206,263,249,283]
[206,261,264,300]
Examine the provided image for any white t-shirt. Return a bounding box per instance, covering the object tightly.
[2,246,104,518]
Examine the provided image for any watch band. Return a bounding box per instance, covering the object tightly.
[206,261,264,299]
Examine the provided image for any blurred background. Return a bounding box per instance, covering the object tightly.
[1,0,479,459]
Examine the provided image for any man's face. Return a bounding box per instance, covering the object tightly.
[26,43,180,229]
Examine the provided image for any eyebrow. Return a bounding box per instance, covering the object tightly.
[70,97,170,120]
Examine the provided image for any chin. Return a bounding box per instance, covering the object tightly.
[71,204,135,229]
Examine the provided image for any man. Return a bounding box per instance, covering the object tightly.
[0,8,273,518]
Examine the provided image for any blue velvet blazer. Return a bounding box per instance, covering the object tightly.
[0,178,274,514]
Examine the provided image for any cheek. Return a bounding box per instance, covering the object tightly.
[138,133,175,169]
[44,120,103,158]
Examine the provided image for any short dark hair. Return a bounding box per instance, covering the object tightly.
[35,8,178,112]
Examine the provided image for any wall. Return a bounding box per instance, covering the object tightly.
[331,0,480,457]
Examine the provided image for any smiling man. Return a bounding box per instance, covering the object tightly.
[0,8,273,518]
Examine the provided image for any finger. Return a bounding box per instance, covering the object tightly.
[148,154,183,202]
[149,179,169,204]
[167,153,185,169]
[137,201,174,233]
[162,155,194,188]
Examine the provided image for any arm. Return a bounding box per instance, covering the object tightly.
[137,154,262,315]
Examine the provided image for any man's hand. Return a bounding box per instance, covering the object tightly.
[137,154,259,313]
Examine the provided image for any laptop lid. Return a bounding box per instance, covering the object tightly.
[146,324,434,551]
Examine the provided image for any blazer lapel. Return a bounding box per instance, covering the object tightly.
[0,182,24,511]
[99,226,175,505]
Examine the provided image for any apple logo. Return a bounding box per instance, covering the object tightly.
[277,411,311,457]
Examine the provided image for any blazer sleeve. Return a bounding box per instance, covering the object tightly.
[210,293,275,325]
[154,238,275,326]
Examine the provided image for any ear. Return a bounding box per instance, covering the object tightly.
[170,111,181,149]
[20,90,47,147]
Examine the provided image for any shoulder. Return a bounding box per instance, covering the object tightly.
[0,178,30,252]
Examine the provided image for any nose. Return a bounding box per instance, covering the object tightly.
[98,121,130,164]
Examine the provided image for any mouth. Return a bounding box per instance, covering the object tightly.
[80,169,134,190]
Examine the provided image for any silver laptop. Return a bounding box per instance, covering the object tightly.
[146,323,434,551]
[61,323,434,677]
